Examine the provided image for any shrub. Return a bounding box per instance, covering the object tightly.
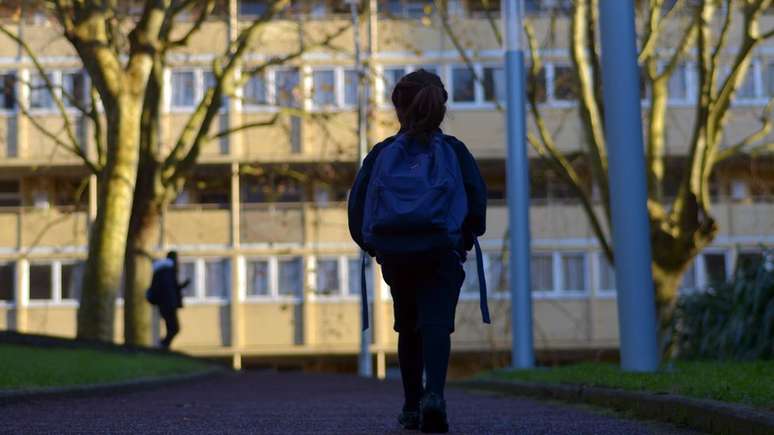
[673,250,774,360]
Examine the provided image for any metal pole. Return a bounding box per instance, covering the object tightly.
[597,0,659,372]
[503,0,534,369]
[348,0,372,378]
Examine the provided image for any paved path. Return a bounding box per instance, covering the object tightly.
[1,372,700,434]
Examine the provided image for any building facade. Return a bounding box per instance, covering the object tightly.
[0,1,772,374]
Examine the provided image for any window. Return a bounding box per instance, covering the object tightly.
[736,65,758,100]
[1,72,16,110]
[29,263,53,300]
[680,261,697,294]
[246,259,270,297]
[415,65,438,77]
[483,66,505,103]
[204,259,229,299]
[599,256,616,293]
[530,254,553,292]
[451,66,476,103]
[179,260,197,298]
[0,180,20,206]
[171,70,196,108]
[382,67,406,104]
[312,69,337,108]
[278,256,303,297]
[347,257,374,297]
[384,0,432,18]
[668,64,689,101]
[275,69,300,107]
[29,73,54,109]
[530,67,548,103]
[343,69,358,106]
[62,71,87,108]
[487,254,509,293]
[0,262,13,302]
[244,73,268,106]
[561,253,586,292]
[240,0,268,16]
[703,252,727,286]
[552,66,577,102]
[315,258,340,295]
[204,71,227,107]
[461,255,480,294]
[735,251,762,278]
[765,61,774,97]
[60,262,84,300]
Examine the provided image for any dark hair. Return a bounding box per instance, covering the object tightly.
[167,251,178,262]
[391,69,448,143]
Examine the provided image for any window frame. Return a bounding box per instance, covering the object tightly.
[276,255,305,301]
[26,260,81,307]
[244,256,273,300]
[0,70,18,114]
[310,67,341,111]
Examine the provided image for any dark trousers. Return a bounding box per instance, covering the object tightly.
[381,251,464,406]
[160,307,180,349]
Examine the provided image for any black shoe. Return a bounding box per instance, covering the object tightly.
[419,393,448,433]
[398,405,420,430]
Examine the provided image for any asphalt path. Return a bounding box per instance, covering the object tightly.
[0,371,702,434]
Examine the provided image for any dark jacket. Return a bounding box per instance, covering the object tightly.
[151,259,185,311]
[347,130,487,259]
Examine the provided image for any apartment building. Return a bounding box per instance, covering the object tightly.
[0,1,772,373]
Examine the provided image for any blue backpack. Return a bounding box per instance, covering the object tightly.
[358,132,490,330]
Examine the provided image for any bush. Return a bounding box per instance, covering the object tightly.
[673,250,774,360]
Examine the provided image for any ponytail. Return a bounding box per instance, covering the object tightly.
[391,69,448,143]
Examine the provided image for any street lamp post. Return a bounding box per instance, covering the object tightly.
[503,0,535,369]
[347,0,373,378]
[597,0,659,372]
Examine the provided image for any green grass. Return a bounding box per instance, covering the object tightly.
[0,344,216,391]
[486,360,774,410]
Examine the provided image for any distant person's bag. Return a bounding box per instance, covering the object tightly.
[145,269,163,306]
[358,132,489,329]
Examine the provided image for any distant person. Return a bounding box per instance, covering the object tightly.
[348,69,488,433]
[146,251,190,349]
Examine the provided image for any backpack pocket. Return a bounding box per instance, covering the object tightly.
[371,177,452,234]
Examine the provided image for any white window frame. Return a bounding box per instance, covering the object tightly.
[200,257,231,303]
[0,70,19,115]
[27,70,60,114]
[546,63,579,108]
[310,67,340,111]
[593,251,617,298]
[480,62,506,107]
[60,68,90,113]
[242,67,276,112]
[276,255,305,302]
[448,64,480,108]
[309,255,346,299]
[340,67,359,109]
[378,64,409,108]
[26,260,79,307]
[169,68,202,112]
[244,256,273,300]
[731,59,768,106]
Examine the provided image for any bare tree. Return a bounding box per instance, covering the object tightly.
[1,0,350,343]
[122,0,350,345]
[434,0,774,347]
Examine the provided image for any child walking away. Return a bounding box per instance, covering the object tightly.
[348,69,489,433]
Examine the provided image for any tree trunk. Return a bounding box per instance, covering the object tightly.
[122,158,161,346]
[652,265,684,354]
[77,98,142,342]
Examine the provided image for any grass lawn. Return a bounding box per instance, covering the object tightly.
[486,360,774,410]
[0,344,217,391]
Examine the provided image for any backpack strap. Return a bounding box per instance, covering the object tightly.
[474,237,491,324]
[360,251,369,331]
